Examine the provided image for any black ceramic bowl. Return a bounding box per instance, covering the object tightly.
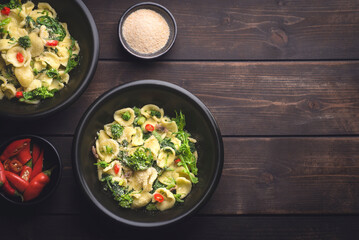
[0,135,62,205]
[72,80,223,228]
[118,2,177,59]
[0,0,99,120]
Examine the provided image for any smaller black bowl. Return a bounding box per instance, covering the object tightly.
[118,2,177,59]
[0,135,62,205]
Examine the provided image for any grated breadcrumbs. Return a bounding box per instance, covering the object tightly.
[122,9,170,55]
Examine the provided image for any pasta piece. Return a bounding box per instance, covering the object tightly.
[119,126,136,143]
[174,166,192,181]
[26,79,41,92]
[29,32,44,57]
[102,160,122,178]
[38,3,57,18]
[5,46,30,68]
[14,66,34,87]
[176,177,192,199]
[153,188,176,211]
[38,74,53,88]
[170,136,181,150]
[2,83,16,99]
[157,147,176,168]
[131,127,144,146]
[131,192,152,209]
[143,135,160,160]
[98,130,110,143]
[95,139,120,163]
[128,167,157,192]
[140,104,164,121]
[0,39,17,51]
[141,118,157,132]
[161,120,178,137]
[37,52,60,69]
[114,108,135,126]
[49,79,64,90]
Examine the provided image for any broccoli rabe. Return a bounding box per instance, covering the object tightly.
[110,123,124,139]
[22,87,57,100]
[18,36,31,49]
[122,111,131,121]
[120,147,153,171]
[101,174,133,208]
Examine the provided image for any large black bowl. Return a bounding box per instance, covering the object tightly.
[0,0,99,120]
[72,80,224,228]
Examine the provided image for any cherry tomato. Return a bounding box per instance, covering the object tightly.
[16,52,24,63]
[9,159,23,173]
[145,124,154,132]
[154,193,164,203]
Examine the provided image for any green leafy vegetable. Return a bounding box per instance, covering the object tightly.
[146,203,158,211]
[65,37,80,73]
[101,175,133,208]
[163,177,176,190]
[0,18,11,27]
[121,148,153,171]
[150,110,161,118]
[151,179,166,193]
[104,145,113,154]
[36,15,66,41]
[18,36,31,49]
[174,194,184,203]
[133,107,141,117]
[25,16,36,29]
[110,123,123,139]
[160,138,176,149]
[94,161,109,168]
[135,116,146,126]
[22,87,58,100]
[122,111,131,121]
[172,111,186,131]
[143,132,152,141]
[46,68,61,80]
[121,140,128,147]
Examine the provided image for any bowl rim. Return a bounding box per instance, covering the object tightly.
[0,134,63,206]
[0,0,100,120]
[118,2,177,59]
[72,80,224,228]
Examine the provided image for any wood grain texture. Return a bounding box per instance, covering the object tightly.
[81,0,359,60]
[2,61,359,136]
[1,215,359,240]
[1,137,358,215]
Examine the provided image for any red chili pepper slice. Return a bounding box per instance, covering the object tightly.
[32,143,41,165]
[0,139,31,162]
[0,161,6,188]
[15,91,23,99]
[114,164,120,174]
[175,158,181,165]
[17,143,32,165]
[30,150,43,181]
[16,52,24,63]
[20,165,32,182]
[145,124,154,132]
[3,159,11,171]
[46,40,58,46]
[5,171,29,192]
[154,193,164,203]
[1,7,10,16]
[9,159,23,173]
[23,169,52,201]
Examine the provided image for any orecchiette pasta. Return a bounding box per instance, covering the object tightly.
[0,1,80,103]
[93,105,199,211]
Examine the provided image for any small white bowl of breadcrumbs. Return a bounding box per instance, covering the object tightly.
[119,2,177,59]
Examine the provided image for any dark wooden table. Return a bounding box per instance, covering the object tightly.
[1,0,359,239]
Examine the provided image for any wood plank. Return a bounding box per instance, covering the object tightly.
[1,215,358,240]
[2,61,359,136]
[1,137,359,215]
[81,0,359,60]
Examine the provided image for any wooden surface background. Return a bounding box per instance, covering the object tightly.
[1,0,359,239]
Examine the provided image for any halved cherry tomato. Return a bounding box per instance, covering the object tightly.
[1,7,10,16]
[46,40,58,46]
[114,164,120,174]
[154,193,164,203]
[145,124,154,132]
[9,159,23,173]
[16,52,24,63]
